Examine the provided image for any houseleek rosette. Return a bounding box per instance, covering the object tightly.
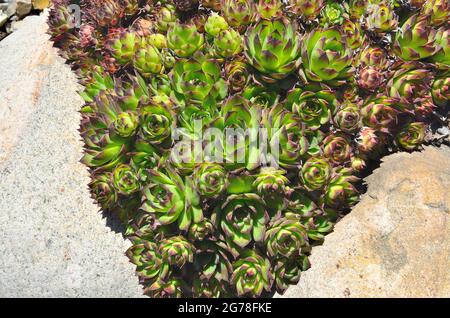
[244,18,301,82]
[212,95,261,170]
[139,103,173,145]
[432,76,450,107]
[253,167,289,194]
[256,0,283,19]
[141,169,203,231]
[387,63,434,106]
[167,22,204,57]
[188,219,215,241]
[107,31,139,65]
[361,95,400,132]
[393,14,440,61]
[263,104,309,167]
[356,127,380,153]
[231,251,273,297]
[224,58,250,93]
[365,2,398,34]
[396,122,426,151]
[126,240,169,280]
[431,28,449,66]
[274,255,309,294]
[193,163,228,198]
[300,157,332,191]
[214,29,242,58]
[320,2,345,27]
[171,55,228,104]
[112,111,139,138]
[324,168,359,208]
[160,236,195,268]
[333,102,361,133]
[222,0,255,29]
[90,173,117,209]
[342,20,364,50]
[195,241,233,284]
[145,277,184,298]
[423,0,450,26]
[265,214,308,258]
[205,13,229,37]
[286,84,335,130]
[133,43,165,77]
[322,134,353,165]
[212,193,269,249]
[288,0,323,20]
[112,164,140,195]
[300,28,354,86]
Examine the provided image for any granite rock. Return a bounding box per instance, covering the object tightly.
[280,146,450,298]
[0,14,143,298]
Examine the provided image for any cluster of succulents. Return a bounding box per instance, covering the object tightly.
[48,0,448,298]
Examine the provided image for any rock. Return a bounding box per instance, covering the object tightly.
[280,146,450,298]
[6,1,16,18]
[0,14,144,297]
[7,0,32,18]
[0,12,7,28]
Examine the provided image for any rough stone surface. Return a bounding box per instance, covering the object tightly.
[0,14,143,298]
[0,12,7,27]
[280,146,450,298]
[10,0,32,18]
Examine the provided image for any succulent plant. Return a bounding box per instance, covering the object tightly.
[342,20,365,50]
[387,63,435,116]
[205,13,229,37]
[334,101,362,133]
[432,76,450,107]
[422,0,449,27]
[324,168,359,208]
[133,43,165,77]
[50,0,444,299]
[431,28,450,66]
[231,250,273,297]
[396,122,427,151]
[167,23,204,58]
[214,29,242,58]
[361,95,401,132]
[212,193,269,249]
[286,84,335,130]
[193,163,228,198]
[288,0,324,20]
[320,2,346,27]
[364,2,398,34]
[393,14,440,61]
[256,0,283,19]
[244,19,301,82]
[300,28,354,86]
[265,214,308,258]
[171,54,228,104]
[221,0,255,30]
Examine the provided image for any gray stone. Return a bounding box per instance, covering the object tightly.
[0,14,143,298]
[6,0,16,18]
[0,12,7,27]
[280,146,450,298]
[7,0,32,19]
